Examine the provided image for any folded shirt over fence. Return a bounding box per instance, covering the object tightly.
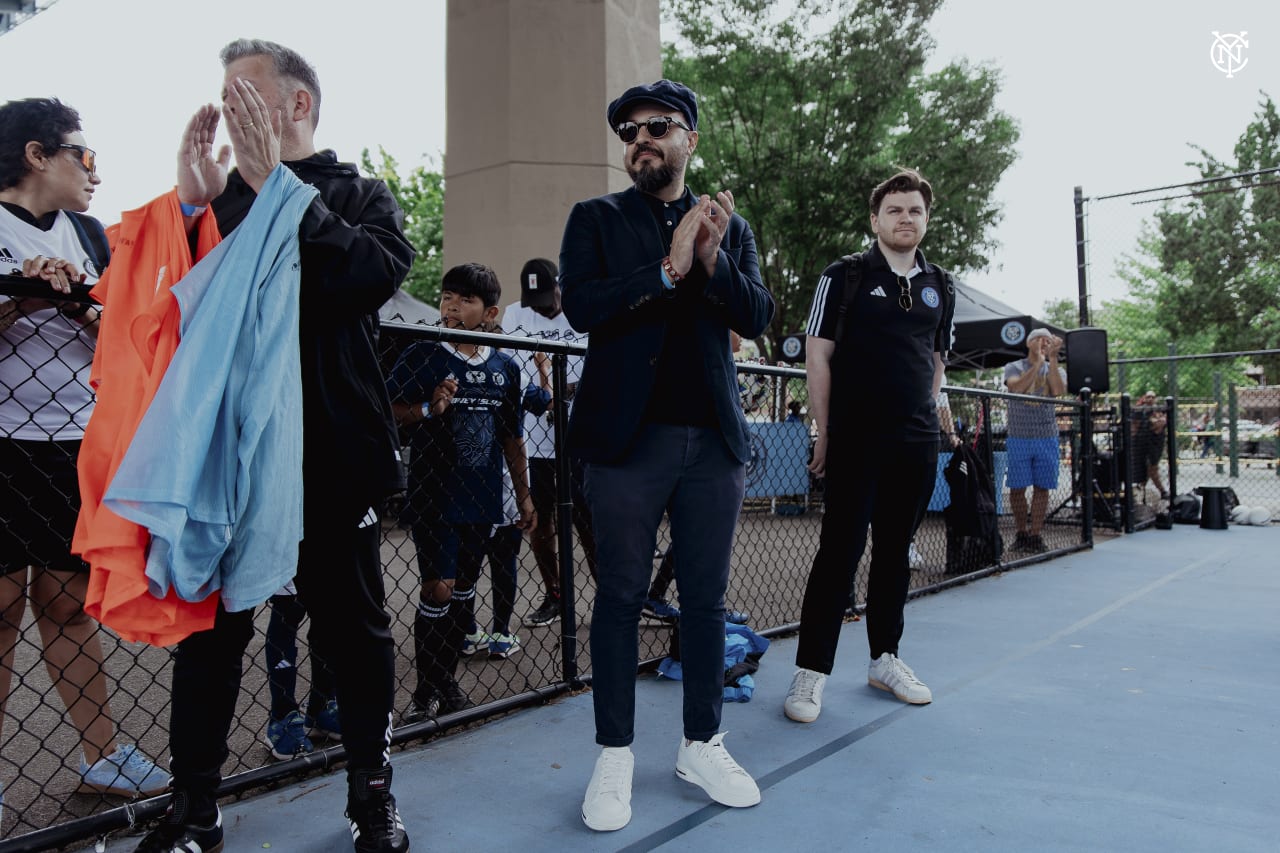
[105,165,316,615]
[74,189,223,646]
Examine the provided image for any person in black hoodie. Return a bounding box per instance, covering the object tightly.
[135,40,414,853]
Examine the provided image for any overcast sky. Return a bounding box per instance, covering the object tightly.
[1,0,1274,317]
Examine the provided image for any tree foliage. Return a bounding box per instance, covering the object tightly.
[1119,94,1280,358]
[361,147,445,305]
[662,0,1020,355]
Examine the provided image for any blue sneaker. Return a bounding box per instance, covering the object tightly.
[79,743,169,797]
[725,609,751,625]
[641,597,680,625]
[488,632,522,660]
[461,630,491,657]
[308,699,341,741]
[264,710,314,760]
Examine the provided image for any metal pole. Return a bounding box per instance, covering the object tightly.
[1117,350,1127,397]
[550,353,579,685]
[1228,384,1240,479]
[1119,393,1133,533]
[1164,395,1177,502]
[1074,186,1090,327]
[1080,389,1094,544]
[1213,371,1224,474]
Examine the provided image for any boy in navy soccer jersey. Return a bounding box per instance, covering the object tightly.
[387,264,535,719]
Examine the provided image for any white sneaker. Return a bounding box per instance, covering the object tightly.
[581,746,633,831]
[783,668,827,723]
[868,653,932,704]
[675,732,761,808]
[908,543,925,569]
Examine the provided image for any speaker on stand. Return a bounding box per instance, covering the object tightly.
[1065,327,1109,395]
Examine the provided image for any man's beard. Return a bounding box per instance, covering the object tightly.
[627,145,686,194]
[628,159,678,194]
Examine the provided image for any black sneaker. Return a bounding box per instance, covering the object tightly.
[346,767,409,852]
[439,677,473,714]
[402,691,442,725]
[135,794,224,853]
[1027,534,1048,553]
[522,594,562,627]
[1012,531,1031,551]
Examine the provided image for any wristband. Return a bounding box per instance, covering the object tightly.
[660,256,684,285]
[420,402,434,421]
[659,267,674,290]
[180,201,207,217]
[60,302,92,319]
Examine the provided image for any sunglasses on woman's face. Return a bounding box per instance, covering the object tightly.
[58,143,97,176]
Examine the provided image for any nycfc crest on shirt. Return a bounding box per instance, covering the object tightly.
[921,286,940,308]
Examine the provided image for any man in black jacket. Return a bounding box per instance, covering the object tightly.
[136,40,413,853]
[561,79,773,833]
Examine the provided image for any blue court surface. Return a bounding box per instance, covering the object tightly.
[93,524,1278,852]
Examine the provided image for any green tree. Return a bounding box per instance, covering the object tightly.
[663,0,1020,357]
[360,147,444,304]
[1119,94,1280,360]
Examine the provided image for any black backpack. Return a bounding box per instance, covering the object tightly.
[943,442,1004,573]
[66,211,111,279]
[833,251,956,345]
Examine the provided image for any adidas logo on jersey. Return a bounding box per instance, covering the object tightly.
[0,246,18,266]
[869,285,887,297]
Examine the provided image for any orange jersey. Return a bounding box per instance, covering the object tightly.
[74,190,222,646]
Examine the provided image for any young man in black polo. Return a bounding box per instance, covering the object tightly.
[784,169,955,723]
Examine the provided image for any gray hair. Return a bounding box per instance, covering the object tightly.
[219,38,322,128]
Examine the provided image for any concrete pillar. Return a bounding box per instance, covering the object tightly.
[445,0,661,307]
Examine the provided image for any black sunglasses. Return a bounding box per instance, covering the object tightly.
[57,143,97,176]
[896,275,912,312]
[614,116,691,144]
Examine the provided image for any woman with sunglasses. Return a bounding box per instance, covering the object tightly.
[0,98,168,820]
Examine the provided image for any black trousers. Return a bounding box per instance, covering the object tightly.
[168,504,396,805]
[796,436,938,674]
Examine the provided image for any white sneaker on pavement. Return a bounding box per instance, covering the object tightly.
[675,732,761,808]
[582,746,634,831]
[783,668,827,723]
[868,653,932,704]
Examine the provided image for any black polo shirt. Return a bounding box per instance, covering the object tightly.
[638,188,717,428]
[805,242,954,442]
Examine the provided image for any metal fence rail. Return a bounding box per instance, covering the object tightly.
[1,291,1095,850]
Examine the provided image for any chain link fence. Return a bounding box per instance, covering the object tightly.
[2,285,1095,849]
[1075,174,1280,523]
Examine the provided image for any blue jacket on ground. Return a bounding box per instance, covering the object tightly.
[657,622,771,702]
[105,165,317,611]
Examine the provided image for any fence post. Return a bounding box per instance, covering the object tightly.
[1228,384,1240,479]
[1080,389,1094,544]
[1074,186,1090,327]
[1117,350,1127,397]
[1119,392,1133,533]
[1167,341,1177,404]
[1165,395,1177,502]
[1214,371,1224,474]
[550,352,579,685]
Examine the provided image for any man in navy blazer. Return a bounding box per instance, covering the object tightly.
[560,79,774,832]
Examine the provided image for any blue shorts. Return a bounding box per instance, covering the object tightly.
[1006,437,1061,491]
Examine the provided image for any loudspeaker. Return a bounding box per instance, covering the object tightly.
[1065,327,1109,394]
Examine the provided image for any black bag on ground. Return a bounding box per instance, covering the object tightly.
[943,443,1004,573]
[1170,493,1201,524]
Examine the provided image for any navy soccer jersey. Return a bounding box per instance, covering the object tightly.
[387,342,523,523]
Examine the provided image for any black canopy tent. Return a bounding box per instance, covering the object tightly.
[948,280,1066,370]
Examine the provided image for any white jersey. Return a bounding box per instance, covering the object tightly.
[500,302,587,459]
[0,206,100,440]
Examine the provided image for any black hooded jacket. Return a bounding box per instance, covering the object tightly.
[212,150,415,522]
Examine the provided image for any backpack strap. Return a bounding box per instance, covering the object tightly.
[833,252,864,346]
[66,211,110,276]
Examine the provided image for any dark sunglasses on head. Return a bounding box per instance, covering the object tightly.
[613,116,691,144]
[57,143,97,176]
[896,275,912,312]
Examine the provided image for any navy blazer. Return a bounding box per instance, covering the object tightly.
[559,186,775,464]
